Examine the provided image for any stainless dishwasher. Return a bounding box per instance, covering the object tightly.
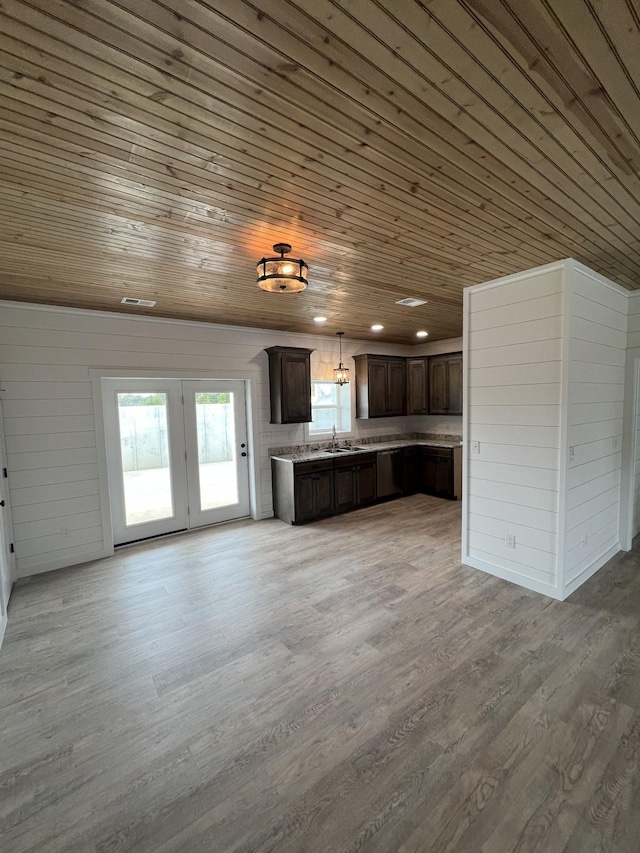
[376,449,404,498]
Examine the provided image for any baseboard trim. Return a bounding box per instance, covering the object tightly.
[462,554,561,600]
[562,542,621,598]
[0,613,7,650]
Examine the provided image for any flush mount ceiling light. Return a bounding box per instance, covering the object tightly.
[314,316,327,323]
[256,243,308,293]
[416,330,429,338]
[371,324,384,332]
[334,331,350,386]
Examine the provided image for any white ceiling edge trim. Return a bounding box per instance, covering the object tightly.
[462,258,632,298]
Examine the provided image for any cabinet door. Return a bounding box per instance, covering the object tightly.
[281,353,312,423]
[334,466,356,512]
[294,473,315,522]
[428,359,449,414]
[403,449,419,494]
[355,462,377,506]
[315,470,335,517]
[421,452,453,498]
[387,360,406,416]
[406,358,428,415]
[447,357,463,415]
[368,360,388,417]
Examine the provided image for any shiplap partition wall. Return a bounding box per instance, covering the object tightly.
[0,302,455,579]
[622,292,640,546]
[463,260,629,600]
[563,267,627,596]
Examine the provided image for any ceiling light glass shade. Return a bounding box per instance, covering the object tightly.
[257,243,308,293]
[334,331,349,385]
[333,364,350,386]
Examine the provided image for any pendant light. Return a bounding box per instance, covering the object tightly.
[333,331,350,386]
[256,243,308,293]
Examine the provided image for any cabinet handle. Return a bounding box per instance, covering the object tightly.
[241,452,247,457]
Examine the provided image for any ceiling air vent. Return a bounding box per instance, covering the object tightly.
[121,297,157,307]
[395,297,427,307]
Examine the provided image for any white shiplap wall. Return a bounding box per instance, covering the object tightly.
[0,302,421,578]
[562,266,627,597]
[464,260,630,601]
[463,265,565,598]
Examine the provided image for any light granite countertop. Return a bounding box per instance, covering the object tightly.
[271,438,461,463]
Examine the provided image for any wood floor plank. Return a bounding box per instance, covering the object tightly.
[1,495,639,852]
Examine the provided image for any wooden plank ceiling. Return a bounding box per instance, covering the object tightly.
[0,0,639,344]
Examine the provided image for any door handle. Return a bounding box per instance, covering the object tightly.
[241,452,247,457]
[241,443,246,448]
[0,500,4,507]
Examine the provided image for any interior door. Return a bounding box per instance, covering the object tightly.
[0,400,16,626]
[103,379,188,545]
[182,380,250,527]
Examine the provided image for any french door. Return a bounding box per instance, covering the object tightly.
[102,379,250,545]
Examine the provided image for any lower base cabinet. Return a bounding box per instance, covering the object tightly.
[272,445,460,525]
[420,447,455,499]
[334,456,376,512]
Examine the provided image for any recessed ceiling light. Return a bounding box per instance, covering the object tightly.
[314,316,327,323]
[416,330,428,338]
[371,324,384,331]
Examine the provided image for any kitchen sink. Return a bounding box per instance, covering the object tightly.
[325,446,366,453]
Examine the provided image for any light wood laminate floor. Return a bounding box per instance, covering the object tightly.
[1,495,639,852]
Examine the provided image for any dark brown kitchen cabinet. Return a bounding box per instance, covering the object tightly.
[295,468,334,522]
[428,353,462,415]
[272,458,334,524]
[403,446,419,495]
[354,354,406,418]
[265,346,314,424]
[334,453,376,512]
[420,447,455,499]
[406,357,429,415]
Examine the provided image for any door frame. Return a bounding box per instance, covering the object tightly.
[91,369,260,555]
[0,399,16,644]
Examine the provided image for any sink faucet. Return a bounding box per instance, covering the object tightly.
[331,424,337,452]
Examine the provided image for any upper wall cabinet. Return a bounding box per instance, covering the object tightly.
[428,353,463,415]
[354,354,406,418]
[265,346,314,424]
[406,357,429,415]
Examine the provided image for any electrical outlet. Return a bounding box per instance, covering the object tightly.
[569,446,575,462]
[612,435,620,450]
[583,533,588,549]
[471,440,480,454]
[505,533,516,549]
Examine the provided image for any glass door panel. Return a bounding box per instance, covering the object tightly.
[194,390,239,510]
[103,379,188,545]
[183,381,250,527]
[117,392,174,525]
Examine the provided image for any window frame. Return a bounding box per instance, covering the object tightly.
[305,379,354,440]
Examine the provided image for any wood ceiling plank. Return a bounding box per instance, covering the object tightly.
[0,2,594,270]
[0,0,639,341]
[21,0,635,276]
[382,0,640,241]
